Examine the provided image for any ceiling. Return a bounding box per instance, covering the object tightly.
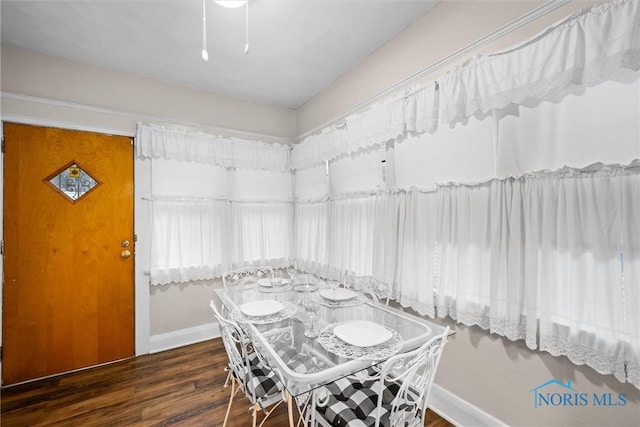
[1,0,440,109]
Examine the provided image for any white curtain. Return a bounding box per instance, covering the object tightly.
[138,123,294,285]
[294,193,403,286]
[136,122,291,172]
[231,202,293,268]
[292,161,640,389]
[431,162,640,387]
[328,197,377,277]
[621,168,640,386]
[291,0,639,169]
[489,177,539,348]
[149,199,292,285]
[294,201,329,274]
[289,0,639,388]
[291,83,438,170]
[395,190,439,317]
[149,199,230,285]
[333,193,404,284]
[435,183,494,329]
[438,0,639,126]
[532,163,639,387]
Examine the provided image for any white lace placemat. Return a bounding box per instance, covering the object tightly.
[256,284,292,294]
[317,321,403,361]
[231,301,298,324]
[318,292,367,308]
[253,280,292,293]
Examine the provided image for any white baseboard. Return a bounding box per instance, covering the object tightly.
[430,383,506,427]
[149,322,220,354]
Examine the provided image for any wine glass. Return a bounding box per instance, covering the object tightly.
[286,265,298,282]
[327,280,340,305]
[270,270,283,299]
[304,294,320,338]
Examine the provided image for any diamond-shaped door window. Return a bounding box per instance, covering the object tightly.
[45,161,100,203]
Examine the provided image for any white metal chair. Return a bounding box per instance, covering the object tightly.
[209,301,285,427]
[222,266,274,288]
[344,275,392,305]
[305,327,449,427]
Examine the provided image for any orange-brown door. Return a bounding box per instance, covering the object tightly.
[2,123,134,385]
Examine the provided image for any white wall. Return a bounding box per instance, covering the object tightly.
[436,316,640,426]
[1,45,297,139]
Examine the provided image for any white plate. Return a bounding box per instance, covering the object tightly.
[319,288,358,302]
[240,299,284,317]
[257,278,290,287]
[333,320,393,347]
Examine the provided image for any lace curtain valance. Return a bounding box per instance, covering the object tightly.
[136,122,291,172]
[439,0,640,125]
[292,0,639,171]
[291,83,438,170]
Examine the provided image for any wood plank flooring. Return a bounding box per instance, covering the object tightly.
[1,339,454,426]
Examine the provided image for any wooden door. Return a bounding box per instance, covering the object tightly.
[2,123,134,385]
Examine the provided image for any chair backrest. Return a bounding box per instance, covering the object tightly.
[222,266,274,288]
[344,275,392,305]
[209,301,258,402]
[375,327,449,427]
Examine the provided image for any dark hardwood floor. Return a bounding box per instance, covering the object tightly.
[1,339,454,426]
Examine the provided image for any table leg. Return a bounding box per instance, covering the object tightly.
[284,390,295,427]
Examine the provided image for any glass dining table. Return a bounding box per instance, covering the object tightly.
[213,274,447,426]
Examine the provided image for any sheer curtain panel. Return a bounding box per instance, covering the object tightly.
[435,183,494,329]
[533,163,639,387]
[231,202,293,269]
[395,190,439,317]
[294,201,329,275]
[150,199,230,285]
[138,123,294,285]
[432,162,640,387]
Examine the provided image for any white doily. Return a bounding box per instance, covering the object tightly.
[317,322,403,361]
[318,293,367,308]
[254,284,292,294]
[231,301,298,324]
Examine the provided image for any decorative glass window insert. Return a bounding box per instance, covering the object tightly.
[46,162,100,202]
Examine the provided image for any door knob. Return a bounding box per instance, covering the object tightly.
[121,250,131,258]
[121,240,130,248]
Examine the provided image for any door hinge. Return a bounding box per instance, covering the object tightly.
[1,239,4,256]
[1,137,5,153]
[0,346,3,362]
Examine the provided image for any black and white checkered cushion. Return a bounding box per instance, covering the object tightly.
[237,342,322,401]
[315,375,417,427]
[277,345,324,374]
[244,352,284,399]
